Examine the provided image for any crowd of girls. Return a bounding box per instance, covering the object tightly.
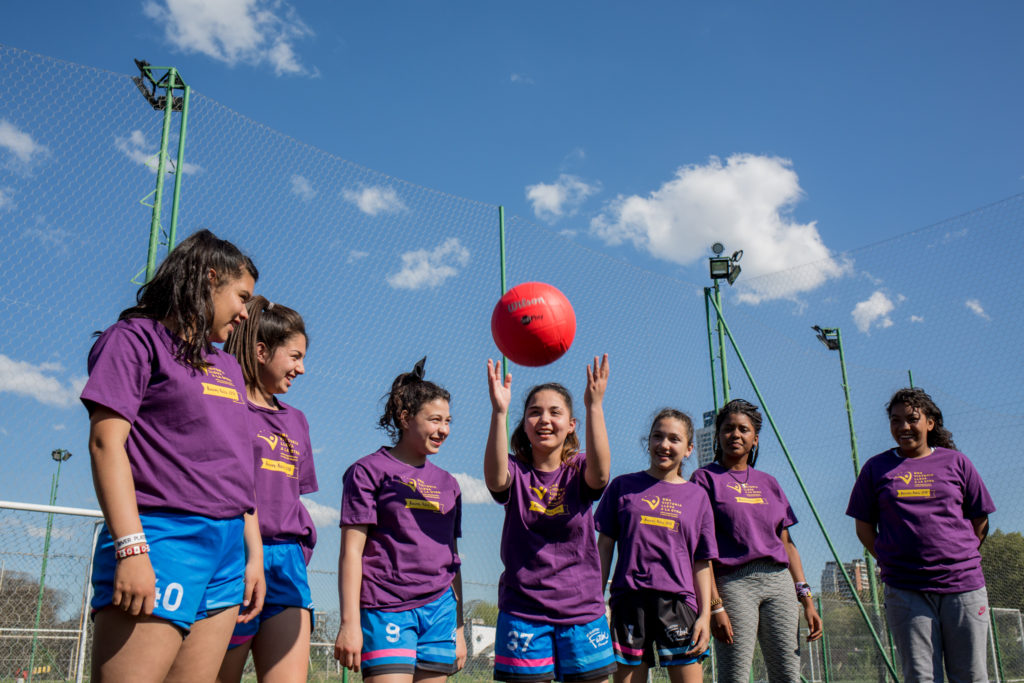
[82,229,994,683]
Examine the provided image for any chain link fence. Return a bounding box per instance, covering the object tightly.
[2,43,1022,681]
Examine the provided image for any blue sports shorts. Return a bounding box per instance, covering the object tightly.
[494,611,617,682]
[91,512,245,632]
[361,588,458,676]
[229,541,314,649]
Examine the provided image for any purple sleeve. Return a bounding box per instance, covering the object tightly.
[770,476,797,530]
[694,490,718,561]
[846,462,878,523]
[960,455,996,518]
[80,325,151,422]
[593,478,619,538]
[689,468,711,492]
[340,462,378,527]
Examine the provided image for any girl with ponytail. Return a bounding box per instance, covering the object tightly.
[334,359,467,681]
[219,297,317,683]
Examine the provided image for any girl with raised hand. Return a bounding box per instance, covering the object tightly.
[218,297,316,683]
[334,359,467,682]
[595,409,717,683]
[689,399,822,683]
[81,229,264,682]
[484,355,617,683]
[847,388,995,682]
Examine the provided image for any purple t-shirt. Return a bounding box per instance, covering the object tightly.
[689,463,796,573]
[340,447,462,611]
[249,400,318,564]
[595,472,718,612]
[80,318,255,519]
[494,452,606,625]
[846,447,995,593]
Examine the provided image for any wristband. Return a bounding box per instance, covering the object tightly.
[115,543,150,560]
[711,607,726,615]
[114,533,147,551]
[795,582,812,599]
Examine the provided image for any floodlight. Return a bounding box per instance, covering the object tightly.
[812,325,840,351]
[711,243,725,255]
[709,257,731,279]
[727,264,742,285]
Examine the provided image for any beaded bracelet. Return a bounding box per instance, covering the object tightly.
[710,597,723,608]
[114,533,147,551]
[795,582,812,599]
[115,543,150,560]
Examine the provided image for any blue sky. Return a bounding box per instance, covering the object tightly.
[2,1,1023,616]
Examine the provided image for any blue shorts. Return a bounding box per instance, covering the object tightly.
[91,512,245,632]
[361,588,458,676]
[229,542,315,649]
[494,612,617,682]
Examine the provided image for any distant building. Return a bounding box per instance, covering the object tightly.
[821,559,878,600]
[695,410,716,468]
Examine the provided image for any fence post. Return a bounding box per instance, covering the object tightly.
[75,522,102,683]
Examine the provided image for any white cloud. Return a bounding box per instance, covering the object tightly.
[290,174,316,201]
[0,355,85,407]
[386,238,470,290]
[852,291,896,333]
[0,187,13,210]
[115,130,201,175]
[342,186,407,216]
[526,174,600,222]
[591,154,849,303]
[452,472,492,504]
[910,315,925,323]
[965,298,990,320]
[53,424,66,431]
[510,73,534,85]
[0,120,48,163]
[142,0,315,76]
[347,250,369,264]
[559,229,578,238]
[300,496,338,527]
[24,225,74,257]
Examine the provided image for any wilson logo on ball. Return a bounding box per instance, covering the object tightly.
[491,282,576,367]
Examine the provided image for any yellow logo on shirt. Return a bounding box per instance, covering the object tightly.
[256,433,279,450]
[406,499,441,512]
[897,489,931,498]
[201,383,239,400]
[895,472,912,484]
[399,479,418,492]
[640,515,677,531]
[261,458,295,476]
[641,496,661,510]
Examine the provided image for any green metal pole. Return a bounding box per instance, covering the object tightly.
[145,68,176,283]
[705,288,720,414]
[817,596,831,683]
[907,370,914,388]
[990,610,1006,683]
[714,280,730,402]
[167,79,191,250]
[498,206,508,378]
[28,458,63,683]
[835,329,884,653]
[708,296,901,682]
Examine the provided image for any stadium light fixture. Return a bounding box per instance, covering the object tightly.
[812,325,840,351]
[709,245,743,285]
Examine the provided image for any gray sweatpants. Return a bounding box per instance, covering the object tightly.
[716,561,801,683]
[884,584,990,683]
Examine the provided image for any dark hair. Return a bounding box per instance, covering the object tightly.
[118,229,258,369]
[886,387,956,450]
[510,383,580,466]
[643,408,694,451]
[223,296,307,390]
[713,399,763,467]
[378,363,451,444]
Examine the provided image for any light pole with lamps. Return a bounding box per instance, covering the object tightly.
[28,448,72,683]
[812,327,885,657]
[706,244,743,412]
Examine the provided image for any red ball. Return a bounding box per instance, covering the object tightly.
[491,282,577,367]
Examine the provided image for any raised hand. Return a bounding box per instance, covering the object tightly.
[487,359,512,414]
[584,354,609,408]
